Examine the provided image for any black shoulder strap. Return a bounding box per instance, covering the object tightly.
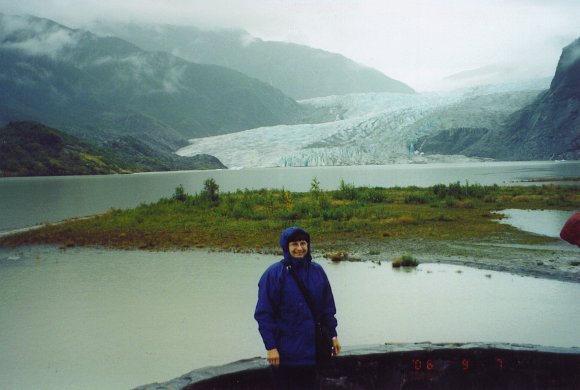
[286,264,319,322]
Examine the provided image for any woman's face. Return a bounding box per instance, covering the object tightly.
[288,240,308,258]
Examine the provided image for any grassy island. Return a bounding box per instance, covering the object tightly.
[1,179,578,254]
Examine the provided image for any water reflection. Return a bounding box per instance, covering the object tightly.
[496,209,575,237]
[0,247,579,390]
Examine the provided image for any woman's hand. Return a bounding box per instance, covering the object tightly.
[332,338,341,356]
[267,348,280,367]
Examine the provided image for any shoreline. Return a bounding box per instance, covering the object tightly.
[1,183,577,283]
[3,237,577,284]
[314,238,580,284]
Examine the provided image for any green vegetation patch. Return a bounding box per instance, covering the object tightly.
[1,179,578,251]
[0,121,129,176]
[392,254,419,268]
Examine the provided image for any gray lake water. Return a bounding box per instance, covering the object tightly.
[1,161,579,233]
[497,209,577,238]
[1,247,579,390]
[1,162,579,389]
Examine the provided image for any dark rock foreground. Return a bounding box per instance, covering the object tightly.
[135,342,580,389]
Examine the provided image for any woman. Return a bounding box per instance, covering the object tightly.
[254,226,341,389]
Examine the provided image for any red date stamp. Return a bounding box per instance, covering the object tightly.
[412,359,434,371]
[411,357,505,371]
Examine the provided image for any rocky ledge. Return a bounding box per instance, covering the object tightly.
[135,342,580,389]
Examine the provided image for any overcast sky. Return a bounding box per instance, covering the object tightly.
[1,0,578,90]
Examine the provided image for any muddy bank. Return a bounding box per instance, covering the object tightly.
[315,238,580,284]
[3,223,578,283]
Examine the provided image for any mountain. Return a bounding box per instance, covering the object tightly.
[96,133,227,172]
[0,121,126,176]
[92,22,415,99]
[431,65,552,92]
[481,37,580,160]
[0,121,226,176]
[421,38,580,160]
[0,13,307,166]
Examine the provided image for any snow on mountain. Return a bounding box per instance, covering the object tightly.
[177,84,544,168]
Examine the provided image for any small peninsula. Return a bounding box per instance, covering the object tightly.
[1,180,578,282]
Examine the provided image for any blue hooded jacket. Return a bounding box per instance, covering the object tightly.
[254,226,338,366]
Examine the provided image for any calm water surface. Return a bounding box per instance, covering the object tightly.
[1,161,579,233]
[1,247,579,390]
[497,209,578,238]
[1,161,579,389]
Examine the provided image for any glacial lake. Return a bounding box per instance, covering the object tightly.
[0,161,579,389]
[496,209,577,238]
[1,247,580,390]
[1,160,579,234]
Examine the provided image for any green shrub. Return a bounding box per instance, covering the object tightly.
[201,178,220,204]
[432,182,495,200]
[172,184,187,202]
[335,179,358,200]
[405,193,431,204]
[321,206,353,221]
[360,187,389,203]
[310,177,322,199]
[318,194,331,210]
[443,197,457,208]
[392,254,419,268]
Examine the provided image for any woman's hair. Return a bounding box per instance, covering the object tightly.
[287,230,309,243]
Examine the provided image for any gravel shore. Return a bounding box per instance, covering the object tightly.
[316,238,580,284]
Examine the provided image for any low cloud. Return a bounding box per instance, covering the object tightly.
[239,32,257,47]
[1,1,579,90]
[0,14,79,58]
[161,64,186,93]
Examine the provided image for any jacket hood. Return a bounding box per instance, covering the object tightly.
[280,226,312,263]
[560,212,580,247]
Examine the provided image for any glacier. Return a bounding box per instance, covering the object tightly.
[176,81,548,168]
